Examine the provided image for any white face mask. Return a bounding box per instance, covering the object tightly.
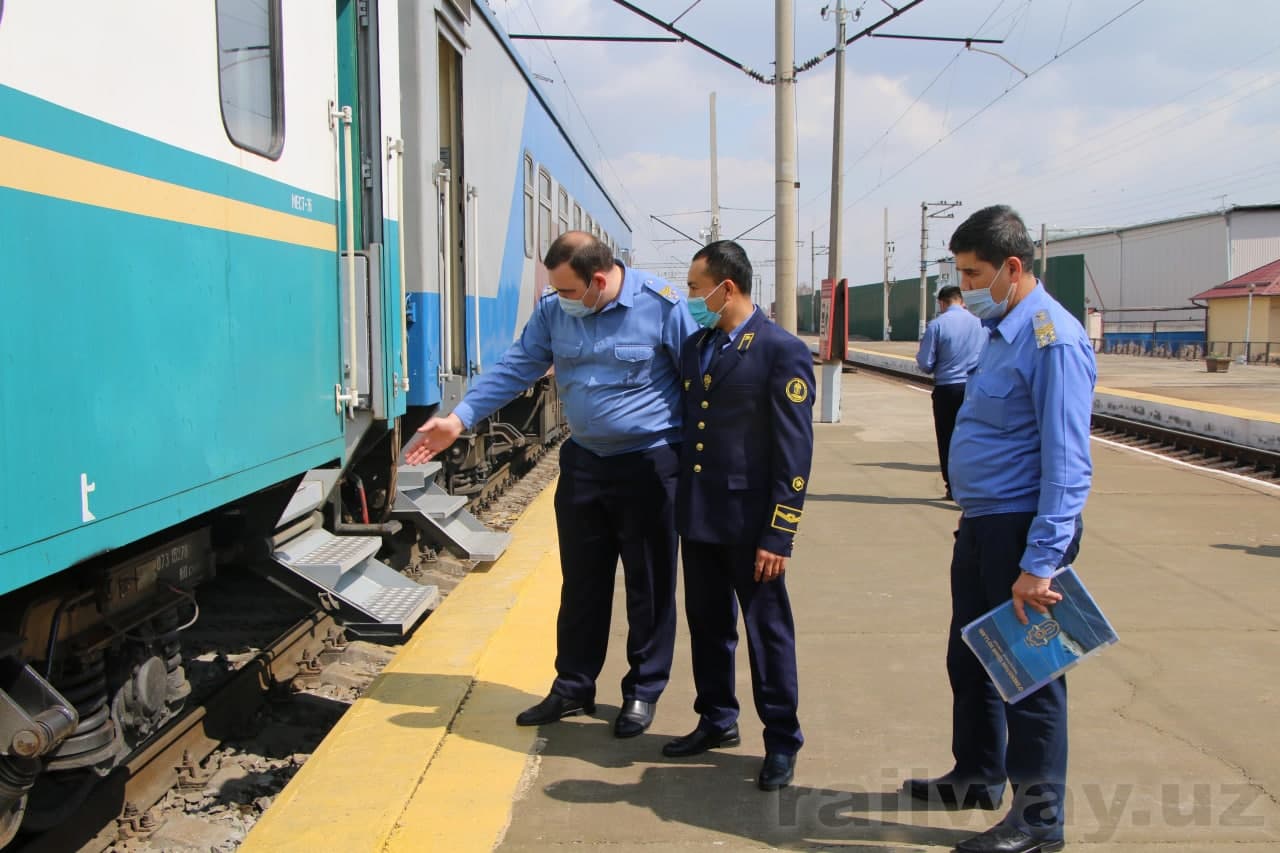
[558,280,599,318]
[962,264,1013,320]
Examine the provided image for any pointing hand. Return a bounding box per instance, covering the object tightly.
[404,414,465,464]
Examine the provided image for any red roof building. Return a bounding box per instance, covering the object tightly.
[1192,257,1280,300]
[1191,258,1280,355]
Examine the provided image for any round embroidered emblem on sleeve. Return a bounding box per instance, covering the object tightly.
[791,476,805,491]
[785,378,809,403]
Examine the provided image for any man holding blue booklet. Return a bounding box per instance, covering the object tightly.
[904,206,1096,853]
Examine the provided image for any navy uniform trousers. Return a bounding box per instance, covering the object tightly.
[551,438,679,704]
[931,382,966,492]
[947,511,1082,840]
[682,540,802,755]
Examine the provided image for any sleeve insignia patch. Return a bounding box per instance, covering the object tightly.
[785,377,809,403]
[791,476,805,491]
[658,285,675,301]
[737,332,755,351]
[771,503,803,533]
[1033,310,1057,348]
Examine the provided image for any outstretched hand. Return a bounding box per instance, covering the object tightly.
[404,413,465,464]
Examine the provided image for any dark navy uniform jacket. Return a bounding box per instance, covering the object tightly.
[675,309,816,556]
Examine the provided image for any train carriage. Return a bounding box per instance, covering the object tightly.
[0,0,630,843]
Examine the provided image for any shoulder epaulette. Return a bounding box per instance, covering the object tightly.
[1032,309,1060,349]
[643,279,679,304]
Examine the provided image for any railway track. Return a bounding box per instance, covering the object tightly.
[844,359,1280,485]
[8,446,565,852]
[16,610,339,853]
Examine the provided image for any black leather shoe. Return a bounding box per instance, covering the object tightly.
[515,693,595,726]
[662,723,741,757]
[955,824,1064,853]
[613,699,655,738]
[757,752,796,791]
[904,774,1004,810]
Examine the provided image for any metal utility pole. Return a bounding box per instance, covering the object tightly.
[1245,281,1255,363]
[709,92,720,242]
[1040,223,1048,282]
[883,208,892,341]
[775,0,797,334]
[919,200,961,338]
[818,0,848,423]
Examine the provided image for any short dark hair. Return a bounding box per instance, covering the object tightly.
[937,285,962,304]
[544,231,614,283]
[948,205,1035,269]
[692,240,753,296]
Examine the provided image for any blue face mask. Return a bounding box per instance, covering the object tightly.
[558,281,599,318]
[688,282,725,329]
[962,265,1012,320]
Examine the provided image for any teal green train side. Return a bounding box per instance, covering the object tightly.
[0,83,355,599]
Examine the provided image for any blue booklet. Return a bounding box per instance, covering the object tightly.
[961,566,1118,704]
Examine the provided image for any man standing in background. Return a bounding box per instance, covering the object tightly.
[916,284,985,499]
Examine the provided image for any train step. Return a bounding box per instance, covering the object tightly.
[392,464,512,563]
[268,528,438,638]
[396,479,468,519]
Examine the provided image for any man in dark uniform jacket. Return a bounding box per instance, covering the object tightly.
[663,240,815,792]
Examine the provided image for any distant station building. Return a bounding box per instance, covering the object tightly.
[1044,204,1280,347]
[1191,257,1280,362]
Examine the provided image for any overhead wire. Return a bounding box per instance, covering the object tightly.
[803,0,1013,236]
[521,0,653,244]
[844,0,1150,210]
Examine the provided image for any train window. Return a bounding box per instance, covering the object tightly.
[537,167,552,257]
[523,154,534,258]
[557,188,569,237]
[584,214,593,237]
[215,0,284,159]
[572,202,582,232]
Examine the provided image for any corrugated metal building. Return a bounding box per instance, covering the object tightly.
[1045,204,1280,331]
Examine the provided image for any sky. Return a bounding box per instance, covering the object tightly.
[488,0,1280,303]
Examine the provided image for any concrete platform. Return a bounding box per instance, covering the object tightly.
[851,340,1280,415]
[840,343,1280,453]
[243,371,1280,852]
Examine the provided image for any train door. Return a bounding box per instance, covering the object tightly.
[335,0,398,430]
[436,32,469,399]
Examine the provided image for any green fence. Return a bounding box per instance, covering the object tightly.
[797,254,1087,340]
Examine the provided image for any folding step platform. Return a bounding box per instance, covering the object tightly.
[268,527,439,639]
[392,462,512,562]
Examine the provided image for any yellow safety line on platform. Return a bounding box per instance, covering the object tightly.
[240,483,560,853]
[849,347,1280,424]
[0,135,337,252]
[1094,385,1280,424]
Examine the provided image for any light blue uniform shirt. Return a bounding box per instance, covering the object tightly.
[915,303,985,385]
[452,264,699,457]
[949,284,1097,577]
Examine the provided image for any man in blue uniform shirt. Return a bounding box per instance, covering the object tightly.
[405,231,698,737]
[662,240,814,793]
[904,206,1095,853]
[916,284,985,499]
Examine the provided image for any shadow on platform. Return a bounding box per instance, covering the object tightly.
[1212,542,1280,559]
[540,750,977,851]
[857,461,941,473]
[807,492,959,511]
